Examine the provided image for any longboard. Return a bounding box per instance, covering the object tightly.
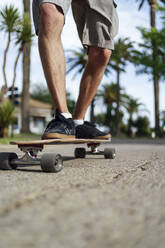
[0,138,115,173]
[10,138,111,145]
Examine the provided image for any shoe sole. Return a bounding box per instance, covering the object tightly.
[76,134,111,140]
[42,133,75,140]
[94,134,111,139]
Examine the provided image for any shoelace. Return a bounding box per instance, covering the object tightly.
[45,119,56,129]
[65,118,75,130]
[46,118,74,130]
[56,112,74,129]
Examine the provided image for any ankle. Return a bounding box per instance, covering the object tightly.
[74,119,84,126]
[61,112,72,119]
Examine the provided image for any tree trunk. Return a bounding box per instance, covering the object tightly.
[21,0,31,133]
[3,34,10,89]
[0,85,8,103]
[149,2,156,27]
[149,0,160,136]
[116,69,120,136]
[154,75,160,137]
[0,34,11,103]
[90,98,95,123]
[0,128,8,138]
[11,48,22,103]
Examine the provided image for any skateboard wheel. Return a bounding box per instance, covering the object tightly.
[0,152,18,170]
[74,148,86,158]
[104,148,116,159]
[41,153,63,173]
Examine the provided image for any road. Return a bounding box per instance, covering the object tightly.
[0,141,165,248]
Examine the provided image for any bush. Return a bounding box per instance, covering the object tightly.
[134,116,152,137]
[0,100,15,137]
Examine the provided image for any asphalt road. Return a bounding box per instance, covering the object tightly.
[0,141,165,248]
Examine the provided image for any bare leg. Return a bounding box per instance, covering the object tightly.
[73,47,112,120]
[38,3,69,113]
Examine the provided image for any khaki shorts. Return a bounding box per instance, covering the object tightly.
[32,0,119,50]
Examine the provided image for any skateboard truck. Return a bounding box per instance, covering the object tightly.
[12,145,43,166]
[87,143,101,154]
[0,144,63,173]
[75,143,115,159]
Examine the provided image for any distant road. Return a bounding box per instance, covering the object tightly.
[113,138,165,145]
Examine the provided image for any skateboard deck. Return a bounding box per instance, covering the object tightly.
[10,138,111,146]
[0,138,115,173]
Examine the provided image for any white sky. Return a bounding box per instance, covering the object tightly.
[0,0,165,126]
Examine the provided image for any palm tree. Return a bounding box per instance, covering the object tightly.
[134,115,151,137]
[21,0,32,133]
[135,0,162,136]
[136,0,165,26]
[160,111,165,134]
[97,83,128,134]
[108,38,134,136]
[136,0,157,26]
[98,83,117,106]
[125,97,148,121]
[0,5,19,101]
[125,96,149,136]
[97,83,117,131]
[11,13,33,104]
[66,48,88,77]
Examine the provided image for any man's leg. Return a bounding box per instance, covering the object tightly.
[38,3,69,113]
[37,3,75,139]
[73,47,112,120]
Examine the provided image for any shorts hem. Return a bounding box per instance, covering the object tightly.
[83,41,115,51]
[39,0,67,15]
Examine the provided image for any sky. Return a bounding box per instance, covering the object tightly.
[0,0,165,127]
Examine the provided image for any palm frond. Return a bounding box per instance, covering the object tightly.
[15,13,34,47]
[66,47,87,79]
[0,5,20,33]
[136,0,145,10]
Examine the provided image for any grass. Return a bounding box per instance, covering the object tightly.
[0,133,41,144]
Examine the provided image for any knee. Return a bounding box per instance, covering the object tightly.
[39,3,64,36]
[88,47,112,67]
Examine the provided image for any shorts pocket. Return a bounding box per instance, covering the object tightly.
[88,0,115,24]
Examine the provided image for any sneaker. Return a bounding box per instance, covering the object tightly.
[75,121,111,139]
[42,109,75,139]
